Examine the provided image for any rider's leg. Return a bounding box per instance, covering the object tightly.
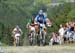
[41,25,47,45]
[29,30,31,36]
[43,27,47,40]
[30,27,35,36]
[15,36,20,46]
[29,26,36,45]
[28,29,33,41]
[44,28,47,35]
[14,33,21,46]
[17,36,20,45]
[35,25,39,35]
[29,26,35,35]
[28,26,32,36]
[14,37,16,46]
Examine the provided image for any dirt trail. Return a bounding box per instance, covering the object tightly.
[1,46,75,53]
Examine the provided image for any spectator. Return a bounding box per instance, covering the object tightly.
[49,20,75,45]
[58,24,65,44]
[49,32,60,45]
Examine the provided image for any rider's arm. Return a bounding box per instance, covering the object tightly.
[26,19,31,28]
[12,28,15,34]
[12,28,16,37]
[46,18,52,27]
[19,29,23,35]
[26,23,30,28]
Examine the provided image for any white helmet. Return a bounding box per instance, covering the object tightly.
[16,25,19,29]
[39,10,43,15]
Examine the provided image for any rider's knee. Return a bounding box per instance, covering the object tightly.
[30,27,35,32]
[44,28,47,32]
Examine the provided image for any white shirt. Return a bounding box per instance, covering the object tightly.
[13,28,22,34]
[59,27,65,36]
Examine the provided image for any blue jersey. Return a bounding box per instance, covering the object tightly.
[67,28,71,33]
[35,15,47,24]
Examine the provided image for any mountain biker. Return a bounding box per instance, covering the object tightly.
[35,10,52,34]
[27,17,39,45]
[35,10,52,45]
[27,17,39,36]
[12,25,23,46]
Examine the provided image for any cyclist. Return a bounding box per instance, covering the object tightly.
[35,10,52,34]
[27,17,39,35]
[35,10,52,45]
[12,25,23,46]
[27,17,39,45]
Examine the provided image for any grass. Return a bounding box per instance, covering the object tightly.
[1,44,75,53]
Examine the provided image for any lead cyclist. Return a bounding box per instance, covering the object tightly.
[35,11,52,45]
[35,10,52,33]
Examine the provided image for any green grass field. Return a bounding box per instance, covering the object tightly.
[1,44,75,53]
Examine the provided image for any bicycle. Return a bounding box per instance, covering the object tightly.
[14,33,21,46]
[29,24,37,45]
[38,24,46,46]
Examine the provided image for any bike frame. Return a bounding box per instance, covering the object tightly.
[39,27,46,46]
[29,30,37,45]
